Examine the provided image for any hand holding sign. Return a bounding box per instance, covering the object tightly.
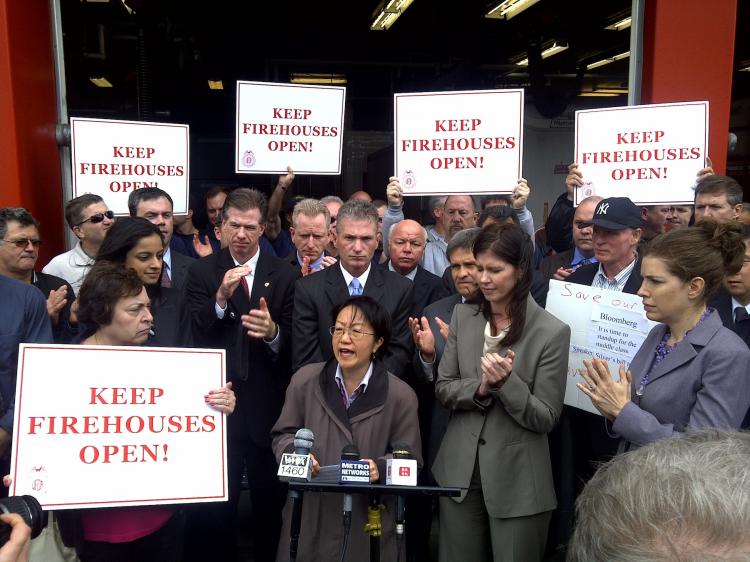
[576,357,631,421]
[565,164,582,197]
[205,382,235,415]
[386,177,403,207]
[510,178,530,209]
[242,297,277,340]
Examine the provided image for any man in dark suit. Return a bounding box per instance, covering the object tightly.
[288,198,338,275]
[0,207,76,343]
[539,196,601,281]
[128,187,194,290]
[385,219,447,318]
[547,196,643,553]
[293,199,414,377]
[184,188,298,561]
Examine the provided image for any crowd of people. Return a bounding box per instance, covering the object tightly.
[2,162,750,562]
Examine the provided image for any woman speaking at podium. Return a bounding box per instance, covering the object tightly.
[271,296,421,561]
[433,223,570,562]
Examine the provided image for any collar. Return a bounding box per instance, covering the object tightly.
[297,251,324,270]
[163,246,172,271]
[388,260,417,281]
[73,241,96,265]
[334,361,374,395]
[731,297,750,315]
[230,246,261,269]
[571,247,596,267]
[597,254,637,283]
[340,261,371,288]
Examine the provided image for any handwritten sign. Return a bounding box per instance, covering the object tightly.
[394,89,524,195]
[70,118,189,215]
[545,280,657,415]
[574,101,708,205]
[11,345,227,509]
[235,81,346,175]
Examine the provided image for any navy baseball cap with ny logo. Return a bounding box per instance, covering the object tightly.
[583,197,643,231]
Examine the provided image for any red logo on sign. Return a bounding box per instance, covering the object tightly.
[399,467,411,477]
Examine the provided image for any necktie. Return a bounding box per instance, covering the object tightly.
[161,265,171,288]
[580,258,591,266]
[240,276,250,298]
[349,278,363,296]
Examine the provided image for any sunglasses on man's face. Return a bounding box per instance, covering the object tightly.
[77,210,114,226]
[0,238,41,249]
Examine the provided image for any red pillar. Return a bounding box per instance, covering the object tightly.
[0,0,63,263]
[641,0,737,175]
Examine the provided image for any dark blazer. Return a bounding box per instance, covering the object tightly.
[612,310,750,451]
[32,272,76,343]
[539,249,574,280]
[382,263,448,318]
[185,248,298,447]
[292,263,414,377]
[170,249,194,291]
[566,257,643,294]
[709,287,750,347]
[412,293,462,475]
[148,286,193,348]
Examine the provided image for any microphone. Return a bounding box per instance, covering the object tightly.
[389,443,412,539]
[340,444,359,530]
[289,428,314,562]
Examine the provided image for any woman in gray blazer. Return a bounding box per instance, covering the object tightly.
[433,223,571,562]
[579,219,750,451]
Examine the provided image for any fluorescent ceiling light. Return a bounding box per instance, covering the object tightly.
[739,61,750,72]
[371,0,415,31]
[593,88,628,94]
[579,92,621,97]
[486,0,540,20]
[586,51,630,70]
[208,80,223,90]
[515,42,569,67]
[605,16,631,31]
[290,73,347,85]
[89,77,113,88]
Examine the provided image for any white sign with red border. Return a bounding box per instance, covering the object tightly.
[574,101,708,205]
[235,81,346,175]
[70,117,190,216]
[10,344,227,509]
[394,89,524,195]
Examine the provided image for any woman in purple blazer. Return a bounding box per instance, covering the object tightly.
[578,219,750,451]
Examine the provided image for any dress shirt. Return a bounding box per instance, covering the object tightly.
[340,262,371,292]
[388,261,417,281]
[571,247,597,269]
[731,297,750,323]
[334,361,374,410]
[591,256,637,292]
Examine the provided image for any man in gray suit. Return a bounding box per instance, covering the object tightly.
[128,187,193,289]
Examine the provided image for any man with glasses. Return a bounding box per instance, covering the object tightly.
[128,187,194,289]
[184,188,298,561]
[43,193,113,294]
[293,199,414,376]
[0,208,76,343]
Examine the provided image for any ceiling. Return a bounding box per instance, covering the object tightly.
[61,0,640,133]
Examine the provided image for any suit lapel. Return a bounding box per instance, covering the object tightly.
[644,311,722,385]
[622,258,643,295]
[221,249,251,314]
[248,251,274,309]
[325,265,349,308]
[362,266,385,302]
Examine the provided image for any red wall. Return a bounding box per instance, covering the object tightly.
[641,0,737,175]
[0,0,63,263]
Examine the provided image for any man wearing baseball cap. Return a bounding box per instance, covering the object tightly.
[566,196,643,292]
[547,196,643,554]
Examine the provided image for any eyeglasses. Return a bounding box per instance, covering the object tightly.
[77,210,114,226]
[329,326,375,339]
[0,238,41,249]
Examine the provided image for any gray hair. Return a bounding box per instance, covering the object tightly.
[446,227,481,260]
[0,207,39,239]
[292,198,330,229]
[335,199,378,233]
[568,430,750,562]
[320,195,344,207]
[428,196,447,213]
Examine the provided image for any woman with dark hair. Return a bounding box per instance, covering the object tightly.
[271,296,421,562]
[578,219,750,450]
[477,204,519,228]
[433,223,570,562]
[58,262,235,561]
[95,216,190,347]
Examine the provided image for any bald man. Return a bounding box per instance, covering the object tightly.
[386,219,448,318]
[348,190,373,203]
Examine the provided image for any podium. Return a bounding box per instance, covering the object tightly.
[288,481,462,562]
